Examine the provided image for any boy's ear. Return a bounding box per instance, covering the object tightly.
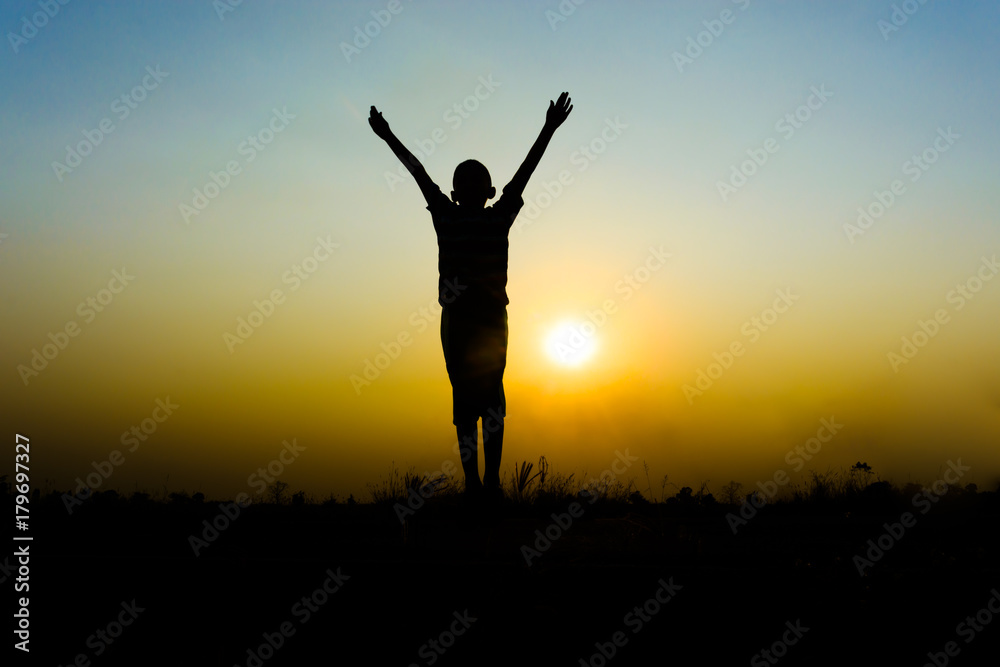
[488,186,496,200]
[451,190,458,202]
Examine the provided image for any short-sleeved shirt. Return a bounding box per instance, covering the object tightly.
[426,185,524,310]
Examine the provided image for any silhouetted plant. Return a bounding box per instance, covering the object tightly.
[406,472,425,494]
[629,490,649,505]
[745,490,765,507]
[721,481,743,506]
[368,463,426,503]
[694,482,717,507]
[531,469,577,503]
[847,461,876,494]
[419,474,450,498]
[267,480,289,504]
[809,471,832,502]
[512,460,542,501]
[582,476,635,504]
[93,489,119,505]
[660,474,677,502]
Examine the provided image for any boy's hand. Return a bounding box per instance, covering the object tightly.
[369,105,392,139]
[544,92,573,131]
[370,105,438,200]
[505,92,574,198]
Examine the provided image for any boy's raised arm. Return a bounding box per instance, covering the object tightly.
[369,105,440,203]
[504,92,573,200]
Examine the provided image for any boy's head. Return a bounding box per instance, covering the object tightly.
[452,159,496,208]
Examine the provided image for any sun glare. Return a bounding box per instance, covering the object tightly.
[545,321,598,367]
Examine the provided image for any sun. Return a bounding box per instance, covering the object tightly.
[545,321,599,367]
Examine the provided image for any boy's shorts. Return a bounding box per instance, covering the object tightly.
[440,305,507,426]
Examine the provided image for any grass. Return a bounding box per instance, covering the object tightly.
[18,459,995,515]
[356,456,932,509]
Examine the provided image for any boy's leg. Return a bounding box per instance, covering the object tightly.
[457,419,482,492]
[483,308,508,491]
[443,306,482,494]
[482,410,503,490]
[482,310,508,492]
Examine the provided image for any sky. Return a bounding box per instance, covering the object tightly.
[3,0,999,502]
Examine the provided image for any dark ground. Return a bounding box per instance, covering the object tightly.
[10,488,1000,666]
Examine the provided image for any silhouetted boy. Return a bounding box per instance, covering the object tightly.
[369,92,573,500]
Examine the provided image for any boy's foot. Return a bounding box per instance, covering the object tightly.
[463,481,485,504]
[484,484,504,505]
